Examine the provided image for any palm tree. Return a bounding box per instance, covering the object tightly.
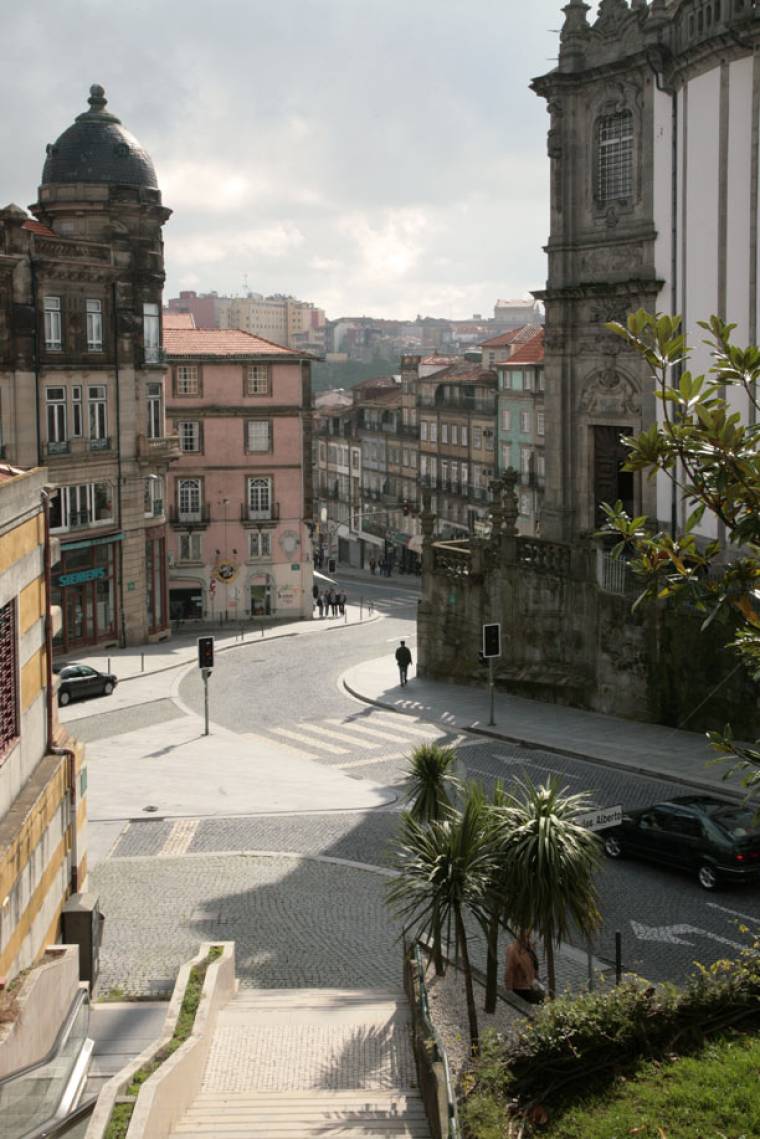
[387,789,498,1056]
[498,778,602,999]
[482,781,516,1014]
[402,743,461,822]
[401,743,462,973]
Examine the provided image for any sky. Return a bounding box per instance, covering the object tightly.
[0,1,577,321]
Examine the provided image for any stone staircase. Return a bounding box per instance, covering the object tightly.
[169,988,431,1138]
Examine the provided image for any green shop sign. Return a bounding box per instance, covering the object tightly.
[58,567,106,587]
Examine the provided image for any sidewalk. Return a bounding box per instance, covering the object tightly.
[343,657,746,799]
[58,603,379,681]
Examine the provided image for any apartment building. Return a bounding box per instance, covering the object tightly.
[496,329,545,535]
[0,86,177,653]
[0,465,86,981]
[165,325,313,621]
[167,291,326,354]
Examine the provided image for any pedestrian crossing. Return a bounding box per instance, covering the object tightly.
[262,709,478,766]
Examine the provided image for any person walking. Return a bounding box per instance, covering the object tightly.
[369,557,376,576]
[339,591,346,616]
[504,931,545,1004]
[395,640,412,686]
[316,593,324,618]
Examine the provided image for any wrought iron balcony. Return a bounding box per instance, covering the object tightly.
[240,502,280,525]
[87,436,112,452]
[169,503,211,529]
[45,440,71,456]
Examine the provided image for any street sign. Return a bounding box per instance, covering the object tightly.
[575,804,622,832]
[482,623,501,658]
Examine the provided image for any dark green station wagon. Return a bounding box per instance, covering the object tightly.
[603,795,760,890]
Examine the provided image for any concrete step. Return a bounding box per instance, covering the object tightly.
[230,989,403,1005]
[173,1091,430,1136]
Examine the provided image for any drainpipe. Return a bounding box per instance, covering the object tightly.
[30,259,42,468]
[41,488,79,894]
[112,282,127,648]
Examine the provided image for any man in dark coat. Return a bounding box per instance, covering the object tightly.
[395,640,412,686]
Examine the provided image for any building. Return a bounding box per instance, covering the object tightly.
[496,329,545,535]
[532,0,760,543]
[0,465,86,981]
[164,327,314,621]
[0,85,177,653]
[493,298,544,329]
[480,324,542,369]
[167,291,327,354]
[417,362,498,537]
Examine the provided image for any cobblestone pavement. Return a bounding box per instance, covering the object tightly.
[92,853,400,998]
[69,698,185,743]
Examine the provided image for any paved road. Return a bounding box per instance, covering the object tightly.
[80,572,760,995]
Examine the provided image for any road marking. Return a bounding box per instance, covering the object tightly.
[706,901,760,925]
[159,817,199,857]
[336,755,403,770]
[360,713,446,739]
[271,727,348,754]
[630,920,744,950]
[304,724,381,749]
[327,719,415,743]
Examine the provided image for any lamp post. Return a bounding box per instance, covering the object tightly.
[222,497,229,620]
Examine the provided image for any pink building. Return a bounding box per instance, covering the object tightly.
[163,325,314,622]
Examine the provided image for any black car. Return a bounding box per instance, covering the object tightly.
[56,664,118,706]
[603,795,760,890]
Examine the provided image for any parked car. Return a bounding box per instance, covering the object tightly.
[56,664,118,706]
[603,795,760,890]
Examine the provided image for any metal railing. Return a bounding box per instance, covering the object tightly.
[87,436,111,452]
[169,503,211,526]
[404,940,459,1139]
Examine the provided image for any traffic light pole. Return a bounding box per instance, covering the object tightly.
[488,657,495,726]
[201,667,211,736]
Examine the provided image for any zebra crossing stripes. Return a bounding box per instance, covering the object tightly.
[271,727,349,755]
[325,719,416,744]
[303,723,381,749]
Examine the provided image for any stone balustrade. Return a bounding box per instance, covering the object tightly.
[517,536,572,576]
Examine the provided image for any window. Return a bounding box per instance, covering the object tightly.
[250,530,272,559]
[45,387,67,449]
[246,420,271,452]
[521,448,533,474]
[86,299,103,350]
[537,411,545,436]
[536,452,545,478]
[520,411,531,434]
[420,421,428,442]
[175,365,199,396]
[351,449,360,471]
[49,482,113,531]
[143,302,160,363]
[501,443,511,468]
[501,408,511,432]
[441,460,449,486]
[44,296,62,350]
[472,427,482,449]
[246,364,270,395]
[430,421,438,443]
[144,475,164,517]
[88,385,107,441]
[179,533,202,562]
[147,382,162,438]
[519,493,531,516]
[485,431,494,452]
[451,424,458,445]
[441,423,449,444]
[247,476,272,519]
[177,478,202,520]
[598,110,633,202]
[93,482,113,522]
[460,463,468,487]
[178,421,201,452]
[0,600,18,759]
[72,386,83,438]
[461,425,468,447]
[522,370,534,392]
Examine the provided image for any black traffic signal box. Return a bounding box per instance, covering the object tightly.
[482,623,501,659]
[197,635,214,669]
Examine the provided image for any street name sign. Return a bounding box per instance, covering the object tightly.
[575,805,622,831]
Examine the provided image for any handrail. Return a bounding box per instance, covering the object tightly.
[0,989,89,1090]
[413,942,460,1139]
[25,1095,97,1139]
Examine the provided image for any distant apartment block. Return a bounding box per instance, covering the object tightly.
[496,329,545,536]
[167,291,326,354]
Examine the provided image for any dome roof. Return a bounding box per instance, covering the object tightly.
[41,85,158,189]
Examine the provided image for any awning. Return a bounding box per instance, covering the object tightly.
[61,531,124,551]
[314,569,337,585]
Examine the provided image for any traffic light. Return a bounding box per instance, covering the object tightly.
[197,635,214,669]
[482,623,501,659]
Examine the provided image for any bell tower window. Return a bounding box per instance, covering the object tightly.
[597,111,633,203]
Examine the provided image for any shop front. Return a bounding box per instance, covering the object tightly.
[52,534,121,653]
[250,573,272,617]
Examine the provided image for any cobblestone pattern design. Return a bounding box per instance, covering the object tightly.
[187,811,400,866]
[110,819,173,858]
[202,1023,416,1092]
[91,854,400,997]
[69,698,185,743]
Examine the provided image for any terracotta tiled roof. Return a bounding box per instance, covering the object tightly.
[503,329,544,366]
[480,323,542,349]
[163,327,304,358]
[351,375,398,393]
[430,363,496,386]
[22,219,57,237]
[163,311,196,330]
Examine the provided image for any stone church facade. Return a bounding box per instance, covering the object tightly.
[419,1,760,733]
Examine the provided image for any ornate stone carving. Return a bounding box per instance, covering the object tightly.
[579,363,640,416]
[36,237,111,263]
[579,243,644,275]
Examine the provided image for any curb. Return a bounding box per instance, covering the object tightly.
[341,678,747,804]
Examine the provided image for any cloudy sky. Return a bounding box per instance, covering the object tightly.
[1,0,574,320]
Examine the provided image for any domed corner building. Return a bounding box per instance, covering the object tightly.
[0,84,179,652]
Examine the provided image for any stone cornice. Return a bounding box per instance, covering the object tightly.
[533,277,664,302]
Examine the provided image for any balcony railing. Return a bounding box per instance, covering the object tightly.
[142,346,167,367]
[45,440,71,456]
[240,502,280,524]
[87,436,112,452]
[138,433,182,461]
[169,503,211,528]
[418,395,496,413]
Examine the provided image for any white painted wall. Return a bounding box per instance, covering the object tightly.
[726,56,754,358]
[684,68,721,382]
